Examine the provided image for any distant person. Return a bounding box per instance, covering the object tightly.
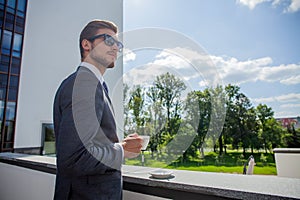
[246,155,256,175]
[53,19,143,199]
[243,162,247,175]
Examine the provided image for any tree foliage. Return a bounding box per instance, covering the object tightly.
[124,73,290,161]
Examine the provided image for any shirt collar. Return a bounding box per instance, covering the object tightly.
[80,62,104,84]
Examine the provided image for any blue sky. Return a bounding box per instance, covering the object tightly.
[123,0,300,118]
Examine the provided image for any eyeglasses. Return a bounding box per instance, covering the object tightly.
[88,34,123,52]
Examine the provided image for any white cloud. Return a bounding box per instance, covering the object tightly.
[123,48,136,64]
[236,0,300,13]
[280,103,300,108]
[148,47,222,87]
[123,63,184,87]
[260,63,300,84]
[211,55,300,85]
[285,0,300,13]
[280,75,300,84]
[123,47,300,90]
[252,93,300,103]
[237,0,270,10]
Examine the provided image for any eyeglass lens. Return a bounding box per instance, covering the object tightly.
[104,35,123,51]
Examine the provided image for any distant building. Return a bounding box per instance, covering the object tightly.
[276,117,300,129]
[0,0,28,152]
[0,0,123,154]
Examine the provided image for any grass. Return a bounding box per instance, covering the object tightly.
[125,150,277,175]
[44,142,277,175]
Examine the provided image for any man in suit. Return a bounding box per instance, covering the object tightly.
[53,20,143,199]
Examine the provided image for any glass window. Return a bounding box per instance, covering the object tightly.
[15,24,24,33]
[4,12,14,31]
[16,16,25,33]
[0,55,10,73]
[17,0,26,11]
[6,101,15,121]
[42,123,56,155]
[0,100,4,120]
[0,74,8,100]
[7,0,16,8]
[1,30,12,55]
[11,57,20,74]
[17,0,26,17]
[4,121,15,143]
[7,0,16,13]
[0,100,4,137]
[3,142,13,149]
[8,75,18,101]
[0,10,4,28]
[12,33,22,57]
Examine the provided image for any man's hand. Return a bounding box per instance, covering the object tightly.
[122,133,143,158]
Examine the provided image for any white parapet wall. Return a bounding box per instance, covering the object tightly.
[274,148,300,179]
[0,162,56,200]
[1,153,300,200]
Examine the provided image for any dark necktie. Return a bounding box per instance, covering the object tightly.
[102,81,109,94]
[102,81,114,114]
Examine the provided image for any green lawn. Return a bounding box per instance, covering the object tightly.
[125,150,277,175]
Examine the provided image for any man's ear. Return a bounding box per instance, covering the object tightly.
[82,39,91,51]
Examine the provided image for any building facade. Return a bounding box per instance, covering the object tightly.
[0,0,123,154]
[0,0,27,152]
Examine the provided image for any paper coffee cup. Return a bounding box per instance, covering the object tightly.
[140,135,150,150]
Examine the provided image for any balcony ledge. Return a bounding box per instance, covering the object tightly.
[1,152,300,200]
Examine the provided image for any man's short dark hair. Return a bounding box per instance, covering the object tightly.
[79,20,118,60]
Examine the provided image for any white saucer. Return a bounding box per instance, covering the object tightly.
[149,169,173,179]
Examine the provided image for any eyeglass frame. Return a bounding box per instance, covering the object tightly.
[88,34,123,52]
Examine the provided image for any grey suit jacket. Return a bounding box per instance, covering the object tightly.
[53,66,123,199]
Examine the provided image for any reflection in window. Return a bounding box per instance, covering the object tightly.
[15,16,25,33]
[3,142,13,148]
[8,75,18,101]
[0,100,3,140]
[4,120,14,142]
[0,100,4,121]
[4,102,15,144]
[42,123,56,155]
[17,0,25,11]
[1,30,12,55]
[0,10,3,27]
[11,57,20,74]
[17,0,26,17]
[0,55,9,73]
[6,101,15,121]
[6,0,16,13]
[0,74,7,100]
[5,12,14,30]
[12,33,22,57]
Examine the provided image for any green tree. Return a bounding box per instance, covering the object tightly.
[284,123,300,148]
[264,118,284,150]
[245,107,260,153]
[234,93,254,156]
[184,89,211,158]
[256,104,275,153]
[154,72,186,141]
[222,85,241,151]
[222,85,258,156]
[123,83,131,133]
[128,85,147,134]
[146,86,165,155]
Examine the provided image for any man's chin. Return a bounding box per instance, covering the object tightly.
[108,62,115,68]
